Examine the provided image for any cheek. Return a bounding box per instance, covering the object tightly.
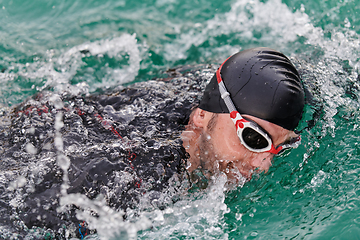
[211,123,244,156]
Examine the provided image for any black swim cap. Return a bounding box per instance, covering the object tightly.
[199,47,305,131]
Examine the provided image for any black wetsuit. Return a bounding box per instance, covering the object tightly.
[0,66,214,239]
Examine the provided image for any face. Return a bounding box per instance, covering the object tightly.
[199,113,298,181]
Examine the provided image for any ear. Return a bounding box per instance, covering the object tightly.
[192,108,210,128]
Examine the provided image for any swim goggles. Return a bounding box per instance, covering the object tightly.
[216,59,301,154]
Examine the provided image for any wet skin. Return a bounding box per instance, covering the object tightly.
[182,108,298,182]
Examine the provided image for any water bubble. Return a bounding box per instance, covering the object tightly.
[54,136,63,151]
[344,18,351,28]
[57,154,70,171]
[27,127,35,134]
[54,113,64,131]
[309,170,327,188]
[25,143,37,155]
[153,210,165,222]
[12,151,21,158]
[8,176,27,191]
[43,142,52,150]
[175,102,183,108]
[235,213,243,221]
[50,94,64,109]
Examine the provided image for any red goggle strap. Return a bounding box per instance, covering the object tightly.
[230,111,247,128]
[268,136,301,154]
[268,145,282,154]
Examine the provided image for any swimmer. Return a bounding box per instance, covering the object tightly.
[0,47,304,238]
[182,47,304,183]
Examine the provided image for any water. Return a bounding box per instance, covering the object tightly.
[1,0,360,239]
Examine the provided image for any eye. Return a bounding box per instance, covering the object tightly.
[242,128,269,149]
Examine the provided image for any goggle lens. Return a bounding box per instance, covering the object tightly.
[242,128,269,150]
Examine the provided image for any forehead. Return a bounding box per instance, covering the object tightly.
[242,114,297,145]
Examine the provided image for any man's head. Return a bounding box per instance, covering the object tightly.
[199,47,304,131]
[182,47,305,183]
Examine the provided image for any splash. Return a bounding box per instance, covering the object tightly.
[0,66,213,239]
[59,193,152,240]
[56,33,142,92]
[137,174,230,240]
[52,89,151,239]
[163,0,314,62]
[1,33,142,105]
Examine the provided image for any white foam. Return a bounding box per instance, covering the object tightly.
[15,33,142,96]
[137,174,230,239]
[25,143,37,155]
[309,170,327,188]
[8,176,27,192]
[164,0,315,62]
[59,193,151,240]
[59,34,142,92]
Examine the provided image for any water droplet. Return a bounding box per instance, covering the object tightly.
[25,143,37,155]
[57,154,70,171]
